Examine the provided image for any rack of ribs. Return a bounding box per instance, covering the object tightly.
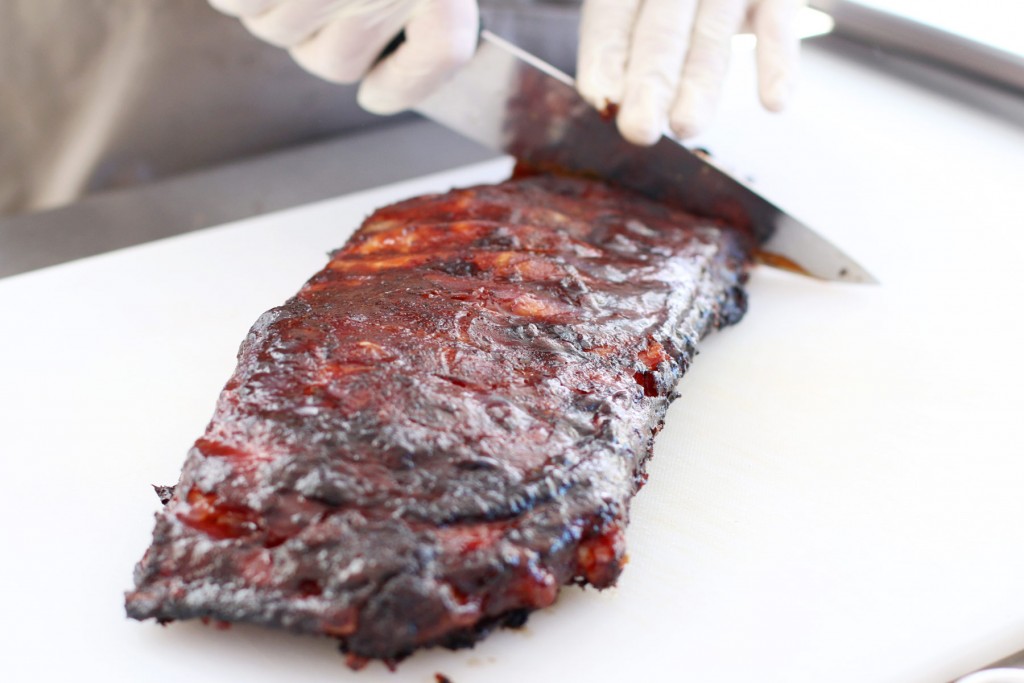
[125,173,753,667]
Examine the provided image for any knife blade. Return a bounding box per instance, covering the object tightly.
[414,30,877,284]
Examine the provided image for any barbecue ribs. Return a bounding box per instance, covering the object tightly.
[125,173,752,666]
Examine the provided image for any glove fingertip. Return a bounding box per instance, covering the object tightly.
[669,118,701,140]
[615,105,664,147]
[357,83,404,116]
[669,86,709,140]
[358,39,475,115]
[207,0,278,19]
[288,42,363,84]
[760,76,793,112]
[577,85,617,116]
[577,67,625,114]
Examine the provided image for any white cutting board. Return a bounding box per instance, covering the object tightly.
[2,46,1024,683]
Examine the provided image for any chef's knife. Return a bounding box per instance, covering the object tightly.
[413,30,876,284]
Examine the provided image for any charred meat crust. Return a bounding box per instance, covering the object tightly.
[125,174,752,664]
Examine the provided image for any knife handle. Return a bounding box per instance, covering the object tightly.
[375,30,407,65]
[375,20,484,65]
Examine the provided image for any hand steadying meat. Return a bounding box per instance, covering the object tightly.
[577,0,803,144]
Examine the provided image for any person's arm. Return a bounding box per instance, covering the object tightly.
[576,0,803,145]
[208,0,479,114]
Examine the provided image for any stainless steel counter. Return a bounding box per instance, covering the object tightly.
[0,118,497,279]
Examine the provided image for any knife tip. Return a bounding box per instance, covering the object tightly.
[756,250,879,284]
[835,264,881,285]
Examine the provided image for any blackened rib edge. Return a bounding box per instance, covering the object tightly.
[125,174,752,666]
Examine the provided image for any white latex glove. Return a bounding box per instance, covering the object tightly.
[208,0,478,114]
[577,0,802,145]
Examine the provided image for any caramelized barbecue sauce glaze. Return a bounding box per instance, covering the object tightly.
[126,173,752,667]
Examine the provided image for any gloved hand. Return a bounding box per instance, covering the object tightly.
[577,0,802,145]
[208,0,479,114]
